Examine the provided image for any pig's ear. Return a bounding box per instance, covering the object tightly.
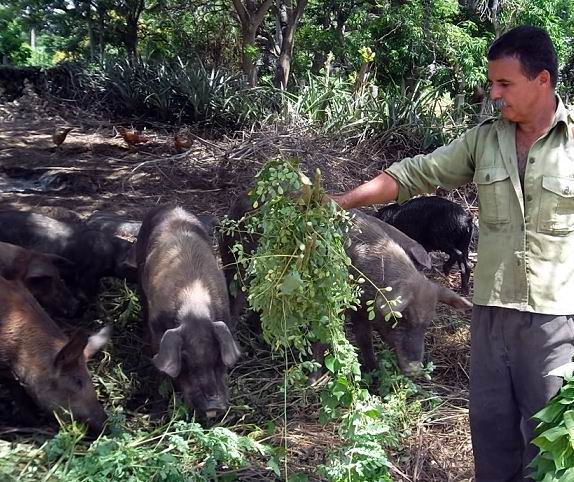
[24,257,51,280]
[153,327,183,378]
[45,254,76,274]
[27,254,73,281]
[437,286,473,311]
[84,325,112,359]
[55,331,89,370]
[212,321,241,367]
[407,245,432,271]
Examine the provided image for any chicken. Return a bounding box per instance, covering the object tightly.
[174,133,193,153]
[116,126,149,147]
[52,127,73,149]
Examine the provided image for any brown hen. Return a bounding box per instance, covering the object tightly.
[116,126,149,147]
[52,127,74,149]
[174,134,193,153]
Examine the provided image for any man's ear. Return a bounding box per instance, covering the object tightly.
[538,69,551,88]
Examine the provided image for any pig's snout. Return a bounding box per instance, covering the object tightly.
[204,396,228,418]
[399,360,423,376]
[55,404,107,434]
[86,407,108,434]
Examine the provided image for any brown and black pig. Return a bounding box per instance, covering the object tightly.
[0,241,79,318]
[347,211,472,375]
[136,205,241,418]
[0,210,134,296]
[0,276,110,432]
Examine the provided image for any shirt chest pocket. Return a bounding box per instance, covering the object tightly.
[474,167,512,224]
[538,176,574,235]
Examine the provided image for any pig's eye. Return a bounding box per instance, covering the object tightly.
[71,376,84,390]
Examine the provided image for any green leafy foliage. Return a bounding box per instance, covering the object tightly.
[0,7,31,64]
[530,368,574,480]
[220,158,427,480]
[0,412,272,482]
[282,70,462,148]
[45,58,279,127]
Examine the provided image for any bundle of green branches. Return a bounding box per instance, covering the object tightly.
[221,158,420,481]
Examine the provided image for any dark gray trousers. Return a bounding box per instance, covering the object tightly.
[470,305,574,482]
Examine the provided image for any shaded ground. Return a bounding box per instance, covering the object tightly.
[0,89,476,481]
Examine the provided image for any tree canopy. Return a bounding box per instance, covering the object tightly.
[2,0,574,103]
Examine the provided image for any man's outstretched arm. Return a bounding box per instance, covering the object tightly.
[329,172,399,210]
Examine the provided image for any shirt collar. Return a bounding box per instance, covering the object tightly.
[552,95,572,140]
[497,95,572,141]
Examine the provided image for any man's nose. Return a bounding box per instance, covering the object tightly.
[489,85,500,100]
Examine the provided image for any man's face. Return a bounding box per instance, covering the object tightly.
[487,56,547,123]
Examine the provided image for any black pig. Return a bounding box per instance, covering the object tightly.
[0,210,134,295]
[218,192,260,325]
[376,196,474,293]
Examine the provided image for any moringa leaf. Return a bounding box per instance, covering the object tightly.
[280,271,303,295]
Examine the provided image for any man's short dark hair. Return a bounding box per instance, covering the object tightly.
[488,25,558,88]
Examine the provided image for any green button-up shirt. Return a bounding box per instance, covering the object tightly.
[385,96,574,314]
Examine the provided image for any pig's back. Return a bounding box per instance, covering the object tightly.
[0,211,74,255]
[347,212,419,299]
[140,207,230,322]
[0,276,65,363]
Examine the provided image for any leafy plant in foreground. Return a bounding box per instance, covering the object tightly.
[0,409,274,482]
[529,362,574,481]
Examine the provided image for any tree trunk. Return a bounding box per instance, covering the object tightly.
[87,16,96,60]
[97,3,106,61]
[491,0,502,38]
[354,62,371,96]
[126,17,138,58]
[311,52,326,75]
[30,28,36,50]
[422,0,431,35]
[231,0,275,87]
[272,0,308,90]
[115,0,146,59]
[241,27,258,87]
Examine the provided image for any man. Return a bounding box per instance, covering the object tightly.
[331,26,574,481]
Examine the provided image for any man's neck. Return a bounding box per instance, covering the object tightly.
[516,93,557,137]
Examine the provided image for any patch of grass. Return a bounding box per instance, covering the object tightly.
[0,408,275,482]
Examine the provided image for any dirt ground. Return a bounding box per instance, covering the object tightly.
[0,88,475,481]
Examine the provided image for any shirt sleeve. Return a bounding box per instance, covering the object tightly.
[385,126,481,203]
